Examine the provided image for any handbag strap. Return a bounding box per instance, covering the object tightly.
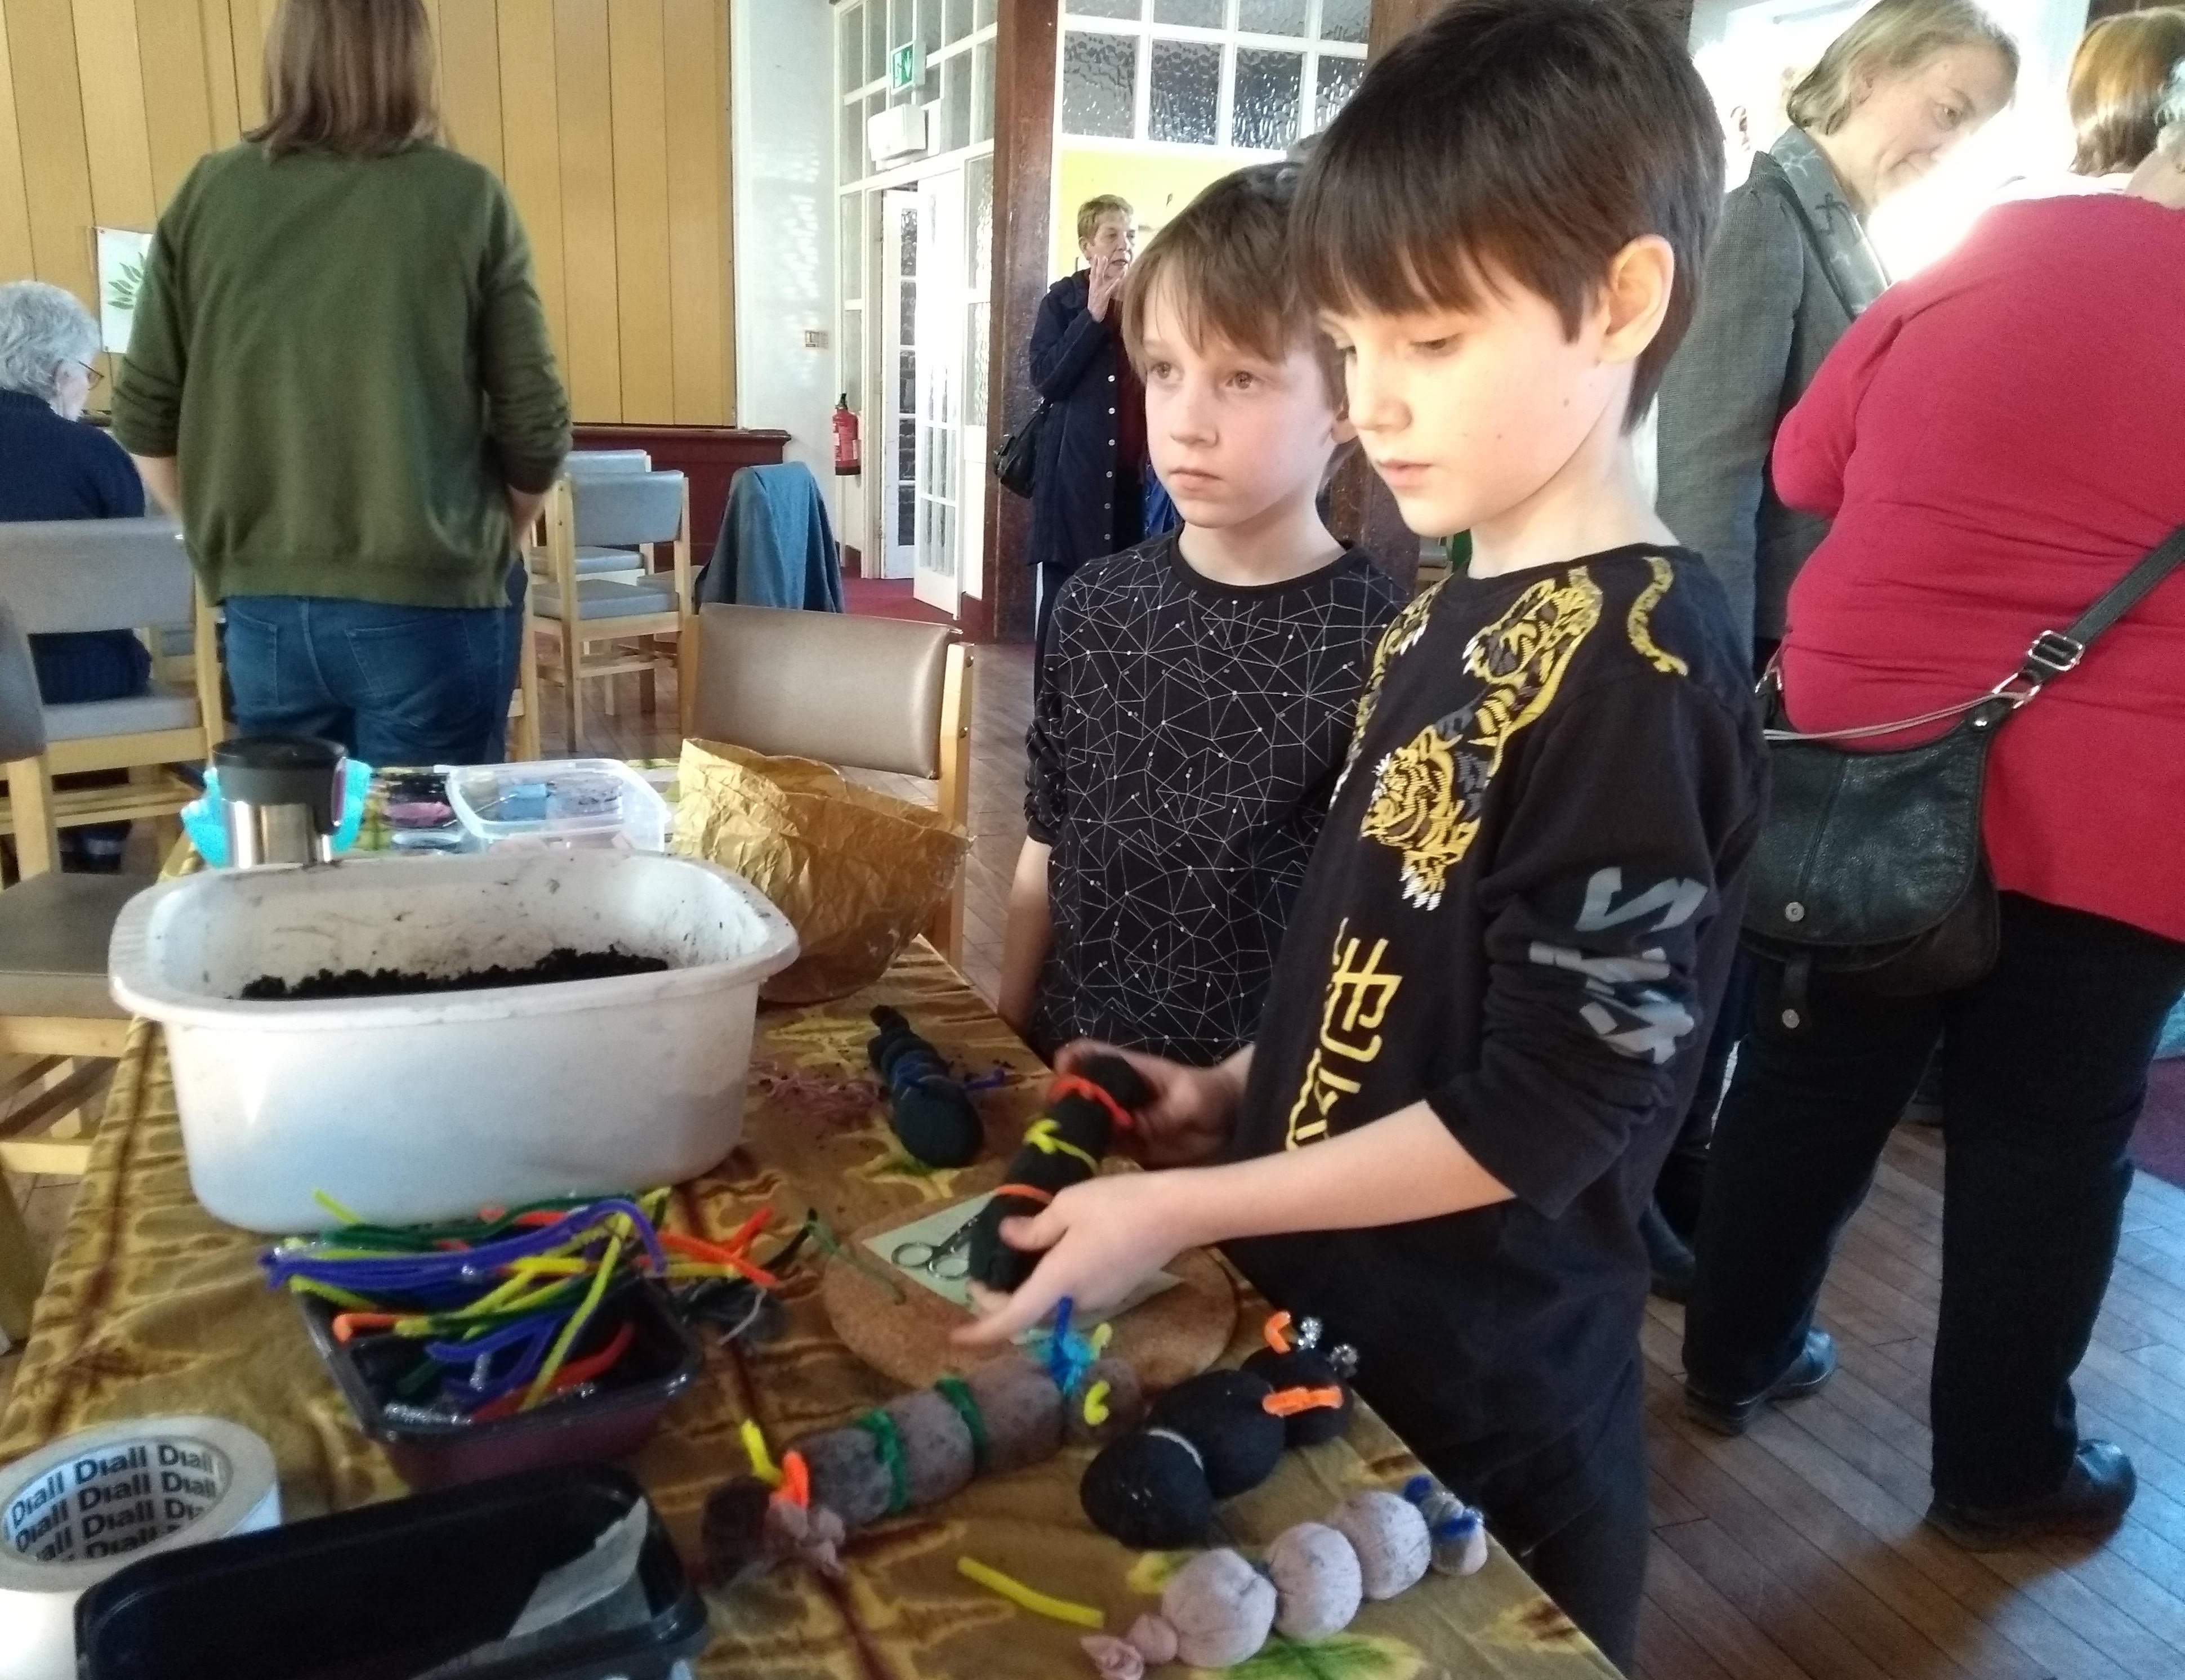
[2014,521,2185,690]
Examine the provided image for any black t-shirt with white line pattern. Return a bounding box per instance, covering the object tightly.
[1027,533,1403,1066]
[1225,544,1766,1548]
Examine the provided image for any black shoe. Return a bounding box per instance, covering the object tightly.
[1925,1441,2137,1551]
[1684,1329,1836,1435]
[1642,1202,1695,1303]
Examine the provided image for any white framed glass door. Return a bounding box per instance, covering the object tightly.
[879,188,920,579]
[913,166,966,615]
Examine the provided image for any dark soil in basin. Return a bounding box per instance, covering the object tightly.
[240,946,670,1000]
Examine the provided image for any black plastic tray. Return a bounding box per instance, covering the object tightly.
[298,1278,703,1489]
[75,1464,710,1680]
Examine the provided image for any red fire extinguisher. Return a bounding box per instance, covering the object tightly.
[832,394,860,477]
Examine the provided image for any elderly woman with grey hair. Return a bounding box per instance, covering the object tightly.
[0,280,151,869]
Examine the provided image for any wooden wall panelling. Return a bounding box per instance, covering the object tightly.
[0,9,34,282]
[228,0,273,133]
[10,0,95,305]
[977,0,1060,642]
[496,0,572,388]
[438,0,505,178]
[551,0,621,422]
[72,0,155,231]
[137,0,218,204]
[196,0,242,150]
[662,0,729,426]
[607,1,672,423]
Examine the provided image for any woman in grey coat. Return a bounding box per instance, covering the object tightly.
[1657,0,2016,664]
[1645,0,2016,1295]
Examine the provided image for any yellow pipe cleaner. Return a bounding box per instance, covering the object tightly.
[956,1557,1105,1629]
[1081,1380,1112,1427]
[740,1419,783,1487]
[1022,1118,1100,1174]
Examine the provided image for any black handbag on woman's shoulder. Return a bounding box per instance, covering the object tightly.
[992,398,1051,499]
[1743,524,2185,1024]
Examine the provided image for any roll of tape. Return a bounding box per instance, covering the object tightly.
[0,1415,281,1680]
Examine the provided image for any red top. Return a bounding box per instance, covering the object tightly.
[1775,195,2185,943]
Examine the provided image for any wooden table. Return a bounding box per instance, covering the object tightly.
[0,944,1615,1678]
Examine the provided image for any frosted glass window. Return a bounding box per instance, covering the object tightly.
[841,309,864,410]
[945,53,971,151]
[1066,0,1140,16]
[866,1,887,85]
[1314,54,1364,131]
[890,0,914,54]
[1153,0,1224,24]
[1237,0,1306,36]
[967,301,990,424]
[1149,41,1220,145]
[840,5,863,92]
[921,0,942,55]
[977,0,997,27]
[866,91,885,150]
[1232,48,1301,149]
[973,41,995,142]
[947,0,972,46]
[1063,31,1136,137]
[841,196,863,302]
[967,154,994,293]
[842,99,864,180]
[1319,0,1369,44]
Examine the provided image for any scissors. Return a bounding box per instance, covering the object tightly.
[891,1210,978,1281]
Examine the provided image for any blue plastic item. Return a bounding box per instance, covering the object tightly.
[182,758,373,867]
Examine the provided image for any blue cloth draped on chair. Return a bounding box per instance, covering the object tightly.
[694,463,845,613]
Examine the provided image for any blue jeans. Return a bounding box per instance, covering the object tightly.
[223,566,525,767]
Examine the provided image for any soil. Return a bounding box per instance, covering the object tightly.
[240,946,670,1000]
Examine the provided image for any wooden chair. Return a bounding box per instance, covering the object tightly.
[681,603,973,962]
[0,601,146,1341]
[0,518,223,874]
[531,471,693,748]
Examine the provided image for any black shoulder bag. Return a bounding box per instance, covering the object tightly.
[992,398,1052,499]
[1743,525,2185,1023]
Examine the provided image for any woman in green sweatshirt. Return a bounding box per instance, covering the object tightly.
[112,0,570,767]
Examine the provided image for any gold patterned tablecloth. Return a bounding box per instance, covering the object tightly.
[0,944,1613,1679]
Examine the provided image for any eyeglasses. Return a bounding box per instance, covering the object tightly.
[70,360,104,391]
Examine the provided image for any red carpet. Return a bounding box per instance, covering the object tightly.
[2135,1058,2185,1190]
[842,575,955,626]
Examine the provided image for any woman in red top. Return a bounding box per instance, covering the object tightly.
[1683,106,2185,1552]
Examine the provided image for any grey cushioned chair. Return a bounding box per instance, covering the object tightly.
[532,471,693,745]
[0,517,223,871]
[680,602,972,962]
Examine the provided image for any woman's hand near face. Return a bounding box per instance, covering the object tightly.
[1087,252,1129,322]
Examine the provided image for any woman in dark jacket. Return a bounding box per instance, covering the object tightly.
[1027,195,1143,665]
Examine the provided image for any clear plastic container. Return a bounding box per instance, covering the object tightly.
[448,759,668,854]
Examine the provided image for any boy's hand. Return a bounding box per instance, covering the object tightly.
[951,1170,1202,1348]
[1054,1040,1241,1167]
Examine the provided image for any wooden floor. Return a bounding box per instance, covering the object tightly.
[10,643,2185,1680]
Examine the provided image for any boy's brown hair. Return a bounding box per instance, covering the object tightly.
[1293,0,1723,423]
[1119,163,1345,409]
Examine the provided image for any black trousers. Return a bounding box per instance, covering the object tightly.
[1515,1384,1649,1673]
[1686,893,2185,1507]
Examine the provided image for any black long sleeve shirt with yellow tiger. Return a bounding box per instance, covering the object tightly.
[1225,544,1766,1550]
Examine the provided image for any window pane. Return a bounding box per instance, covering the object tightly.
[842,98,864,180]
[973,40,995,142]
[866,90,885,150]
[1313,53,1364,131]
[976,0,997,27]
[1237,0,1306,35]
[945,53,971,150]
[841,306,864,411]
[967,299,989,422]
[1152,0,1223,24]
[1062,31,1136,138]
[890,0,914,54]
[867,0,887,82]
[841,195,863,301]
[1149,40,1220,145]
[1318,0,1369,44]
[1232,48,1301,149]
[1065,0,1139,16]
[967,153,994,293]
[921,0,942,55]
[947,0,972,46]
[840,3,862,91]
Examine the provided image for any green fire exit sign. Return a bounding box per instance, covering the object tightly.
[889,41,922,92]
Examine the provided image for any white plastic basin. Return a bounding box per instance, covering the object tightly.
[108,851,798,1233]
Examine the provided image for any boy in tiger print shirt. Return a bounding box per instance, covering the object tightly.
[958,5,1765,1663]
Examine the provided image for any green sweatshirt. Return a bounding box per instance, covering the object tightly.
[112,141,570,610]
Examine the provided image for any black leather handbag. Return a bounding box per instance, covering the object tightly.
[1743,525,2185,1021]
[991,397,1051,499]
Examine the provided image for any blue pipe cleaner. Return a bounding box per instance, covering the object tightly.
[1033,1295,1097,1397]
